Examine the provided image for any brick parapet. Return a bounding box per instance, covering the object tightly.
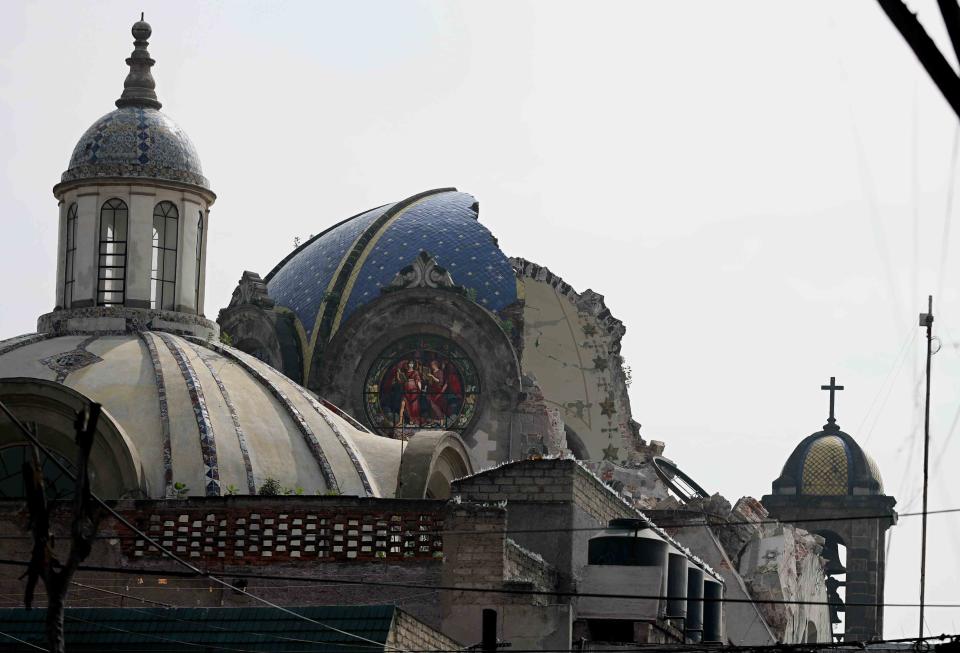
[453,459,636,523]
[504,538,558,592]
[453,459,576,502]
[388,608,464,651]
[0,496,448,566]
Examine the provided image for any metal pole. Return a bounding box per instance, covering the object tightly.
[919,295,934,640]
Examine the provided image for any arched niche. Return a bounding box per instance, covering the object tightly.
[315,288,522,466]
[564,425,589,461]
[0,378,145,498]
[396,431,473,499]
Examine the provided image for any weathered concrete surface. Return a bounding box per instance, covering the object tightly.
[652,495,831,644]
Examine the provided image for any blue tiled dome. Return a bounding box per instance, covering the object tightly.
[265,189,518,343]
[63,107,208,188]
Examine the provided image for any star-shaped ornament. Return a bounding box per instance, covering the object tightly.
[599,399,616,417]
[602,444,619,461]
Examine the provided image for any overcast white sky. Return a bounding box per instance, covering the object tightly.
[1,0,959,638]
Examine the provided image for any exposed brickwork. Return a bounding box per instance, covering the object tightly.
[115,497,445,564]
[0,497,450,628]
[388,608,463,651]
[453,458,576,503]
[454,458,636,524]
[504,538,557,590]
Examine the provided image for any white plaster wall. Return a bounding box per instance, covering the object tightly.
[197,210,208,315]
[54,200,66,309]
[176,197,203,313]
[55,183,212,311]
[520,278,633,463]
[72,192,99,305]
[127,189,156,307]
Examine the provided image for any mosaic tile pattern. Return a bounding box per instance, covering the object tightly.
[341,192,516,324]
[127,509,444,562]
[188,338,343,495]
[40,335,101,384]
[138,332,174,497]
[264,191,517,342]
[63,107,208,188]
[801,435,850,495]
[266,205,391,339]
[865,451,884,493]
[0,333,54,358]
[288,380,376,496]
[188,342,257,495]
[156,333,221,496]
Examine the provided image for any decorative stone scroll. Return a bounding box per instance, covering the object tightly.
[383,251,463,293]
[227,271,275,309]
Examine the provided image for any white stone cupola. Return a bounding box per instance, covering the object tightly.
[43,16,217,339]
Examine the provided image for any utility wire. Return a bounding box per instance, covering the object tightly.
[0,398,410,653]
[0,629,46,651]
[936,125,960,301]
[63,614,270,653]
[5,577,960,653]
[0,505,945,543]
[69,580,173,608]
[0,558,956,610]
[861,328,919,443]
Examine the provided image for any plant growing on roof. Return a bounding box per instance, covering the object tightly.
[258,477,282,496]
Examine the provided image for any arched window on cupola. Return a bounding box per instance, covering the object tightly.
[97,198,128,306]
[63,203,78,308]
[195,210,204,313]
[151,201,179,310]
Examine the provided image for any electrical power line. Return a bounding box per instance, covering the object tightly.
[0,398,411,653]
[0,629,46,651]
[0,557,956,611]
[0,504,946,543]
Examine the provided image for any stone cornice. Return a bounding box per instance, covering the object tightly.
[53,176,216,205]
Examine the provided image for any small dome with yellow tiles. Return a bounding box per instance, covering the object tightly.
[772,427,884,497]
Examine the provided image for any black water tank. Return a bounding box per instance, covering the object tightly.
[588,532,668,566]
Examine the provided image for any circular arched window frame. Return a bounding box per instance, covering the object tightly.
[0,444,75,501]
[363,334,480,438]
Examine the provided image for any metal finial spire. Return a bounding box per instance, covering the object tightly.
[115,16,162,110]
[820,376,844,431]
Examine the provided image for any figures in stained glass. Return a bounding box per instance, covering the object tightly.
[365,335,478,438]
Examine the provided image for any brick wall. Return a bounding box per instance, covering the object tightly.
[111,496,446,565]
[504,538,557,592]
[388,608,464,651]
[0,496,449,628]
[452,459,635,525]
[453,458,575,502]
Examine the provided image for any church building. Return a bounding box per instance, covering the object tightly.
[0,17,896,650]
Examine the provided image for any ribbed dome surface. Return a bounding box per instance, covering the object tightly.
[265,189,518,342]
[774,428,884,496]
[0,332,401,498]
[63,107,208,188]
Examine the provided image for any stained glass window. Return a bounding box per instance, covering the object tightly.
[363,335,479,438]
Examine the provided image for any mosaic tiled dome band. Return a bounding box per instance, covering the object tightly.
[63,107,208,188]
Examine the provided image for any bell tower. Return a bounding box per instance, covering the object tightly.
[762,378,897,642]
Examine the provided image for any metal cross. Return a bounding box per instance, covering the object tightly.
[821,376,844,425]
